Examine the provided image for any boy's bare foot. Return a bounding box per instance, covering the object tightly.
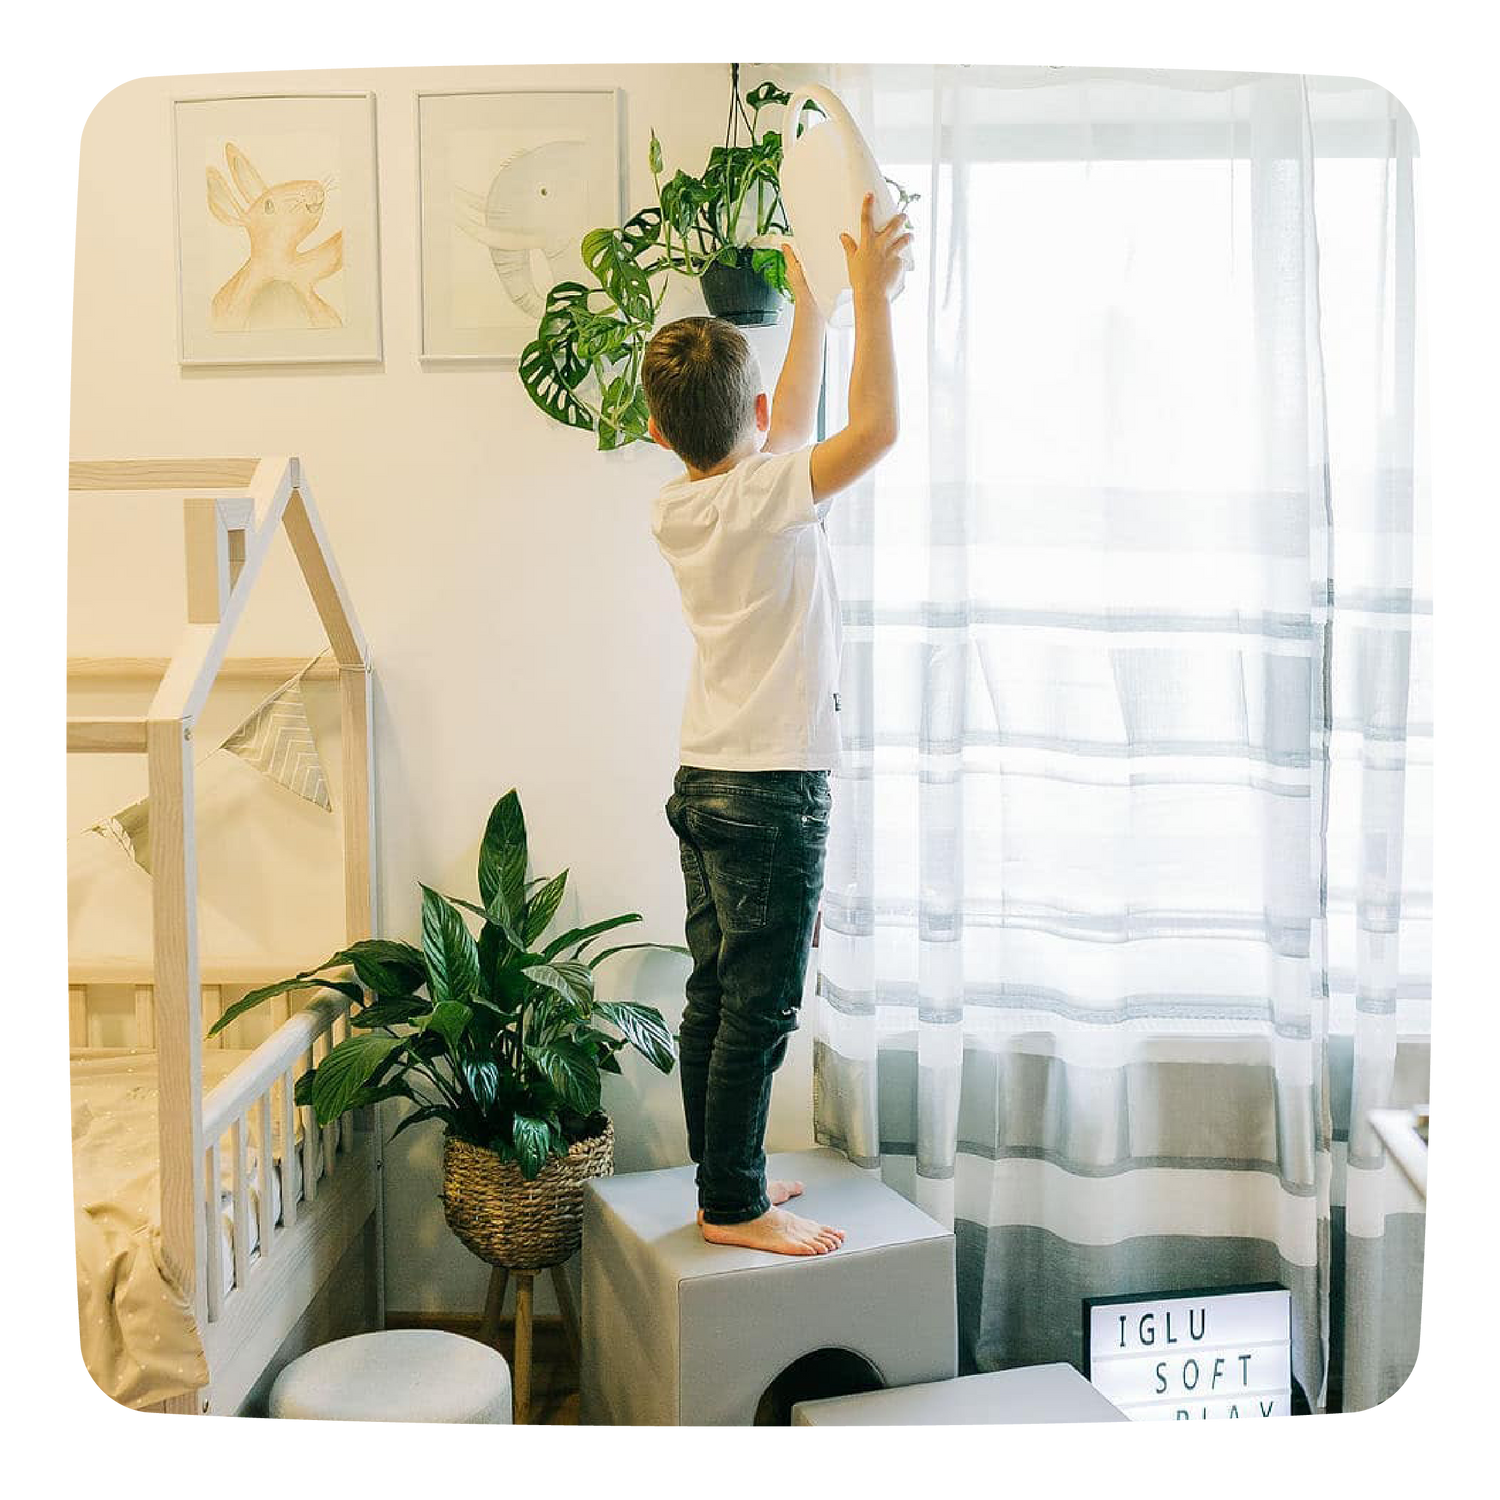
[700,1206,845,1256]
[695,1179,805,1225]
[768,1178,804,1206]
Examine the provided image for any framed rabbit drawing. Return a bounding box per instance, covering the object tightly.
[173,93,383,365]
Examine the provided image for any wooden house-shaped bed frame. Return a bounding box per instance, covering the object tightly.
[67,457,381,1414]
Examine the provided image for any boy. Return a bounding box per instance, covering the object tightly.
[645,195,912,1256]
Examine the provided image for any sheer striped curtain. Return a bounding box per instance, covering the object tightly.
[811,66,1428,1413]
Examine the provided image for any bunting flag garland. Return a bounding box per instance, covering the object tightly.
[83,656,333,873]
[221,679,331,810]
[94,797,152,875]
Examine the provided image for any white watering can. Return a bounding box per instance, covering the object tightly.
[778,85,912,325]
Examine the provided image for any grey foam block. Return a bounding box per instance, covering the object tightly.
[581,1147,957,1425]
[792,1363,1130,1425]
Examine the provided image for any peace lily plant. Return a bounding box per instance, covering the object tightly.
[209,789,682,1178]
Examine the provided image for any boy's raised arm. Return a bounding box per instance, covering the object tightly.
[764,245,828,455]
[809,194,912,502]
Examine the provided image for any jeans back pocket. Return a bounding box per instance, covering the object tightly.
[683,805,779,932]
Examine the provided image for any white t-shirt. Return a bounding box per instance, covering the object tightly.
[651,446,843,771]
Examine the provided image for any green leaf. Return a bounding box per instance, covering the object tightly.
[457,1057,501,1111]
[477,791,528,923]
[524,870,569,946]
[491,953,536,1009]
[290,949,362,981]
[581,228,654,323]
[519,331,595,432]
[417,998,472,1051]
[474,1135,513,1165]
[448,893,509,927]
[522,959,594,1010]
[588,941,690,969]
[538,280,594,347]
[511,1113,553,1179]
[420,885,480,1005]
[309,1035,403,1126]
[387,1104,449,1144]
[283,938,424,994]
[598,372,651,449]
[525,1039,601,1115]
[569,308,628,364]
[622,386,652,445]
[448,893,525,956]
[887,176,920,212]
[463,996,506,1055]
[785,91,826,136]
[660,169,706,240]
[595,1001,677,1073]
[340,939,428,996]
[702,145,741,206]
[542,911,642,962]
[351,995,428,1029]
[751,247,791,298]
[470,995,519,1025]
[408,1031,447,1061]
[745,80,791,112]
[477,920,505,1001]
[292,1067,316,1107]
[647,130,663,175]
[355,1034,407,1093]
[620,207,662,256]
[208,975,362,1038]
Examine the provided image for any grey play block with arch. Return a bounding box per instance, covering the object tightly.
[580,1147,957,1425]
[791,1363,1129,1425]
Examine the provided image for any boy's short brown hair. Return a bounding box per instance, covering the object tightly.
[641,317,761,471]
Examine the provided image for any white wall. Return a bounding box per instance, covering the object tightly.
[69,63,816,1319]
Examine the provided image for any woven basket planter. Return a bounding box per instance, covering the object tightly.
[441,1116,615,1271]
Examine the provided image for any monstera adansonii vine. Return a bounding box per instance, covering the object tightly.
[517,79,801,451]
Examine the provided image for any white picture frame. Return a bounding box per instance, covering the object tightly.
[173,93,383,366]
[416,89,624,363]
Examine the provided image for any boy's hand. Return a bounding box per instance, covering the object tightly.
[840,192,913,303]
[764,243,828,452]
[807,194,904,499]
[780,242,816,310]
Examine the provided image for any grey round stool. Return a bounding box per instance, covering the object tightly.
[269,1329,512,1423]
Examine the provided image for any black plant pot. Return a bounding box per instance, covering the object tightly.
[700,248,786,327]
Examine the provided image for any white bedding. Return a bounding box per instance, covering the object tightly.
[71,1048,324,1407]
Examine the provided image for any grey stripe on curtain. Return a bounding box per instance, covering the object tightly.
[809,65,1428,1415]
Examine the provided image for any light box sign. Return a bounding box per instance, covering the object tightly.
[1083,1285,1294,1421]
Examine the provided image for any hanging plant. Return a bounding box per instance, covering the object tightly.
[517,75,802,451]
[518,72,916,452]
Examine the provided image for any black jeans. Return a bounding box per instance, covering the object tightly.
[665,766,832,1224]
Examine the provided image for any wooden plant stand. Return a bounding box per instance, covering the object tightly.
[478,1264,581,1423]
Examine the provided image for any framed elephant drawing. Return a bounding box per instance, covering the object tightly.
[416,89,624,362]
[173,93,383,366]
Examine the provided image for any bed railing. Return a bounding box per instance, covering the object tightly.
[66,457,379,1353]
[199,991,353,1323]
[67,974,356,1327]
